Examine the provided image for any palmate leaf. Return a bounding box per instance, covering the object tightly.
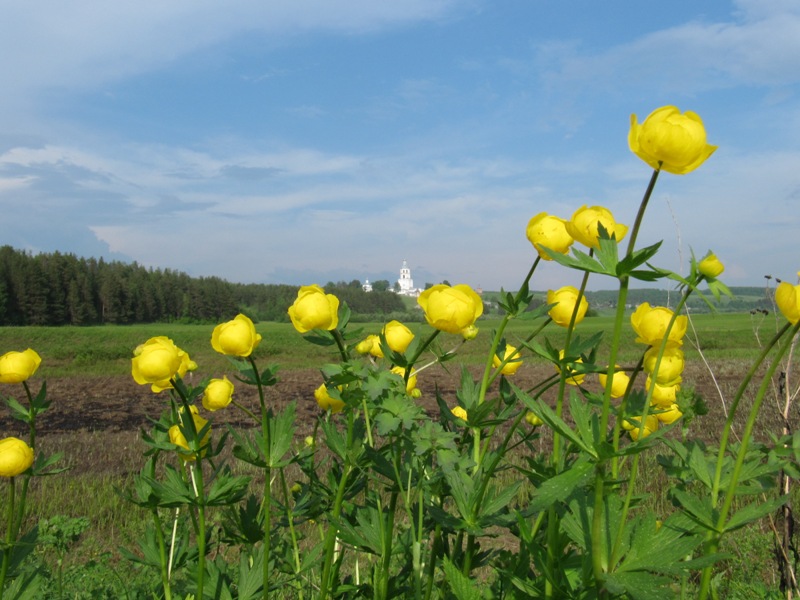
[268,402,297,467]
[604,571,674,600]
[442,556,483,600]
[527,457,594,514]
[724,494,789,533]
[618,512,704,574]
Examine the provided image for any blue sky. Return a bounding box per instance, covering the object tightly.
[1,0,799,292]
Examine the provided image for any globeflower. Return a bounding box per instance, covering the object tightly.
[132,337,196,393]
[566,205,628,250]
[0,349,42,384]
[647,377,680,408]
[623,415,659,441]
[698,252,724,279]
[643,347,685,386]
[288,285,340,333]
[355,335,380,357]
[383,320,415,354]
[598,366,630,399]
[0,437,34,477]
[525,412,544,427]
[526,213,574,260]
[391,366,419,395]
[547,286,589,328]
[630,303,687,347]
[493,343,523,376]
[451,406,468,421]
[211,314,262,357]
[556,350,585,386]
[776,282,800,325]
[655,403,683,425]
[202,376,235,411]
[168,405,209,461]
[417,284,483,336]
[628,105,717,175]
[314,384,345,413]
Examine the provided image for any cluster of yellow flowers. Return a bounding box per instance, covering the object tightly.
[623,304,689,439]
[131,313,262,458]
[0,349,40,477]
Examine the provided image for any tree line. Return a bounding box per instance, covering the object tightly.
[0,246,406,326]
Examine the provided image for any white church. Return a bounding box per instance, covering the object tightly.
[361,260,423,297]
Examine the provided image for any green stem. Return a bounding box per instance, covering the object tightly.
[248,355,273,600]
[152,508,173,600]
[191,464,207,600]
[698,321,800,599]
[279,469,304,600]
[591,167,660,593]
[0,477,16,600]
[318,412,355,599]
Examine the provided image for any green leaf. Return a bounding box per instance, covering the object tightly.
[724,494,789,532]
[528,457,594,513]
[268,402,297,467]
[616,241,662,277]
[442,556,483,600]
[604,571,674,600]
[670,489,719,532]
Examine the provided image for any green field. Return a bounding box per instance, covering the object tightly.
[0,311,778,377]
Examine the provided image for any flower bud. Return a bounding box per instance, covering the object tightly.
[698,253,724,279]
[451,406,468,421]
[0,437,34,477]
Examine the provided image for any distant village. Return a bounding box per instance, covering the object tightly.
[361,260,482,298]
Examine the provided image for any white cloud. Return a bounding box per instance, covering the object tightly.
[539,2,800,95]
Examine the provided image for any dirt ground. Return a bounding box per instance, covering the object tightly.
[0,362,751,440]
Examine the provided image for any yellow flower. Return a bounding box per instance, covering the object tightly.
[646,376,680,408]
[628,105,717,175]
[168,406,209,461]
[622,415,659,441]
[314,384,345,413]
[525,412,544,427]
[643,347,685,386]
[630,303,687,347]
[698,253,724,279]
[547,286,589,328]
[451,406,468,421]
[655,403,683,425]
[566,205,629,249]
[202,376,235,411]
[556,350,585,386]
[492,344,523,375]
[417,284,483,335]
[598,366,630,399]
[0,349,42,384]
[383,320,415,354]
[391,366,419,395]
[132,337,196,393]
[776,282,800,325]
[526,213,574,260]
[356,335,380,356]
[0,437,34,477]
[211,314,262,357]
[288,285,340,333]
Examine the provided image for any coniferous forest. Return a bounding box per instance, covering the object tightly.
[0,246,407,326]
